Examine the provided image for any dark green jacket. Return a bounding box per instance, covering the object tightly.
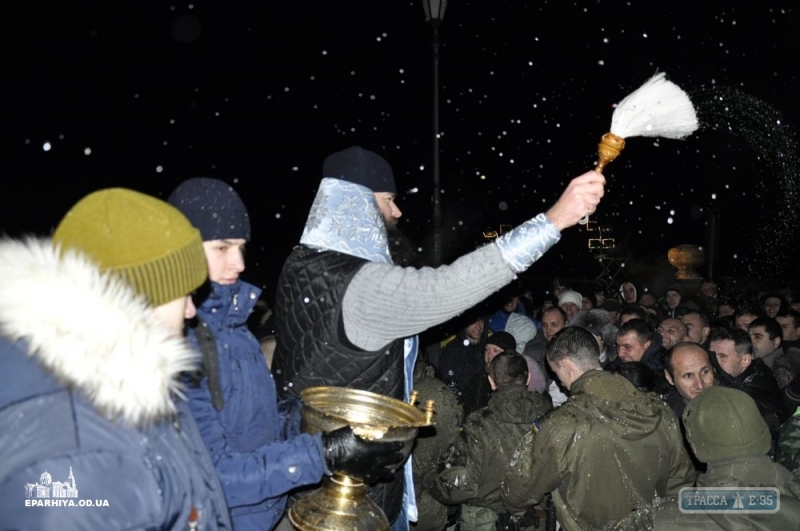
[602,455,800,530]
[426,384,551,515]
[411,360,463,531]
[502,370,695,531]
[777,408,800,478]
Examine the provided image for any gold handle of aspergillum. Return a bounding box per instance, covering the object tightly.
[579,132,626,225]
[595,132,626,173]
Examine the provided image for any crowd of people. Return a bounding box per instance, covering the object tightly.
[3,144,799,531]
[420,274,800,529]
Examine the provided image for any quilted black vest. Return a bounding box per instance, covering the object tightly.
[273,246,405,522]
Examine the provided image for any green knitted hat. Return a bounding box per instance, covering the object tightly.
[53,188,207,307]
[683,386,771,463]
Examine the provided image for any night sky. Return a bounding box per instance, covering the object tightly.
[5,1,800,303]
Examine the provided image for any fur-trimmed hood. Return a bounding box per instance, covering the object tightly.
[568,308,619,353]
[0,238,199,427]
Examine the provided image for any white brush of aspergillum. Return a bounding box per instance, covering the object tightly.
[578,72,699,225]
[609,72,698,140]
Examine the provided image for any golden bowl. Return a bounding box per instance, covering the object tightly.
[288,386,434,531]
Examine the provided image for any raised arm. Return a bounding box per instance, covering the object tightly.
[343,171,605,350]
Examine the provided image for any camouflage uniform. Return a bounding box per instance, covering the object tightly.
[502,370,695,531]
[411,360,463,531]
[777,406,800,478]
[605,387,800,530]
[427,384,551,530]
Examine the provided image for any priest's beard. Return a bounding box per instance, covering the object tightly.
[386,223,419,267]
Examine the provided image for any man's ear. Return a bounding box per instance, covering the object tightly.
[664,368,674,386]
[741,353,753,370]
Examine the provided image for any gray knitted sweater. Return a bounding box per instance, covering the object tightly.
[299,177,563,352]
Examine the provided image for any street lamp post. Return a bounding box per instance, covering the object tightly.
[423,0,447,266]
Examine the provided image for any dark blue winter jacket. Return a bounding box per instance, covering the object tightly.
[185,280,327,531]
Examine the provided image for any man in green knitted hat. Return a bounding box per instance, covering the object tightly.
[0,188,233,530]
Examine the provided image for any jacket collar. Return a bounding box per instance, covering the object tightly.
[0,238,197,427]
[570,368,608,393]
[299,177,393,264]
[196,280,260,328]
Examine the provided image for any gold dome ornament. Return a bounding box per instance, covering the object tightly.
[668,244,705,280]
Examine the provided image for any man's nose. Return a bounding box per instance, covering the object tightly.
[230,249,245,272]
[184,296,197,319]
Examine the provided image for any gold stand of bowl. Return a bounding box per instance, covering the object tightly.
[289,387,435,531]
[288,473,383,530]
